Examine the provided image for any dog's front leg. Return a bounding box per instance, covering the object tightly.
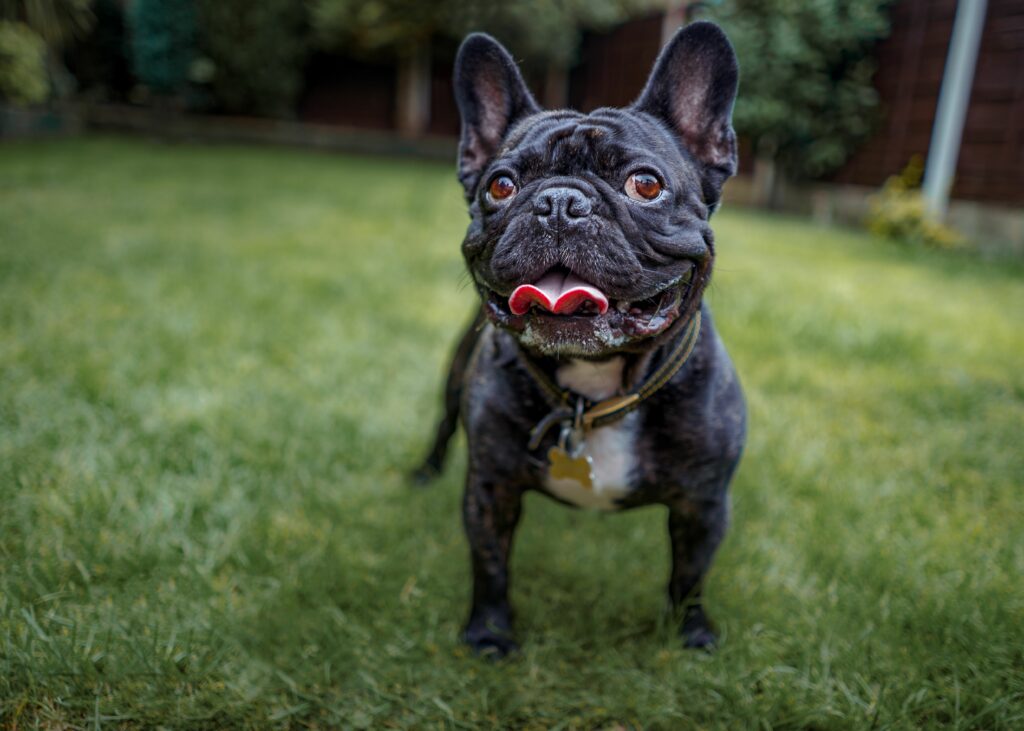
[462,475,522,657]
[668,496,729,649]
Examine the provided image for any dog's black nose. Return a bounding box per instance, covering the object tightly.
[533,187,592,226]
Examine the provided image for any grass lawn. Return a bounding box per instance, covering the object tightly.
[1,137,1022,729]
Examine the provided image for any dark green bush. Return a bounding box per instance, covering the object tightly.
[196,0,307,117]
[710,0,891,180]
[0,0,95,49]
[309,0,656,67]
[0,20,48,104]
[64,0,132,100]
[127,0,195,94]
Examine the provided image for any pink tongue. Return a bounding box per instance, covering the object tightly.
[508,271,609,316]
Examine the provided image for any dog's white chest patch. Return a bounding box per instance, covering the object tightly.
[542,358,638,511]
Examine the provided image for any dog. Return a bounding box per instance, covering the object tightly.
[414,21,746,657]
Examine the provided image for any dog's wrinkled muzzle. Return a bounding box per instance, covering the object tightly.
[508,270,609,316]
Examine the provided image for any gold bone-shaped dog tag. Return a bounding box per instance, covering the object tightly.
[547,445,594,490]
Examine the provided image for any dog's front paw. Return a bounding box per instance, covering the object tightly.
[408,461,440,487]
[681,624,717,650]
[463,611,518,659]
[680,606,717,650]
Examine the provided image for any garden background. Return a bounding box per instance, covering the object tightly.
[2,1,1023,728]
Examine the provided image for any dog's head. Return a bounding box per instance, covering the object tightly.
[454,22,739,357]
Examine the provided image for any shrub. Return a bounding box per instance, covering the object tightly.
[0,0,95,49]
[64,0,133,100]
[127,0,195,95]
[309,0,657,68]
[195,0,307,117]
[710,0,892,180]
[865,158,964,249]
[0,20,48,104]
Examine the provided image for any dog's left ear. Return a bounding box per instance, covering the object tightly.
[454,33,541,199]
[634,21,739,204]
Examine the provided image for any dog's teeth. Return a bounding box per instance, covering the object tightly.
[616,300,630,313]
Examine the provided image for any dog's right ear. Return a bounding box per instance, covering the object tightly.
[454,34,540,199]
[633,22,739,208]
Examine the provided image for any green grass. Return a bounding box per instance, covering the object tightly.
[1,137,1022,730]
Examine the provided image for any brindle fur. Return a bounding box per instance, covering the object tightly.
[415,22,747,657]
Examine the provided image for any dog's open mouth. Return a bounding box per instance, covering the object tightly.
[480,264,697,353]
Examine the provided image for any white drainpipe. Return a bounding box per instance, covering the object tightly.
[922,0,988,218]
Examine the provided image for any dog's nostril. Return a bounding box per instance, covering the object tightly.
[566,196,591,218]
[533,195,553,217]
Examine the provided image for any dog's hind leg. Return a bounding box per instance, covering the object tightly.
[668,496,730,649]
[410,308,486,485]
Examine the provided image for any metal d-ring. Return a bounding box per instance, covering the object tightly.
[566,396,588,457]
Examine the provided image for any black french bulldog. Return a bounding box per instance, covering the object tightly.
[415,21,746,657]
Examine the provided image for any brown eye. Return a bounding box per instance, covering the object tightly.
[488,175,517,201]
[625,172,663,201]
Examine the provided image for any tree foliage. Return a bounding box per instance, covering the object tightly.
[64,0,132,100]
[196,0,307,117]
[0,19,48,103]
[708,0,892,179]
[448,0,655,67]
[309,0,658,67]
[127,0,195,95]
[309,0,436,55]
[0,0,94,49]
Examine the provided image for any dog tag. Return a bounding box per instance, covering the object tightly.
[547,423,593,489]
[547,446,594,489]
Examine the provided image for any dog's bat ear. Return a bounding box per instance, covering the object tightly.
[634,21,739,204]
[454,33,540,199]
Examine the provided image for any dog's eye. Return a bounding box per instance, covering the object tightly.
[625,172,662,201]
[488,175,517,202]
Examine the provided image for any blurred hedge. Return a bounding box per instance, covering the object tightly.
[0,20,47,104]
[127,0,195,95]
[711,0,891,179]
[309,0,658,67]
[195,0,307,117]
[64,0,132,101]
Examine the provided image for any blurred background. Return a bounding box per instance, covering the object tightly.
[2,1,1023,728]
[2,0,1023,252]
